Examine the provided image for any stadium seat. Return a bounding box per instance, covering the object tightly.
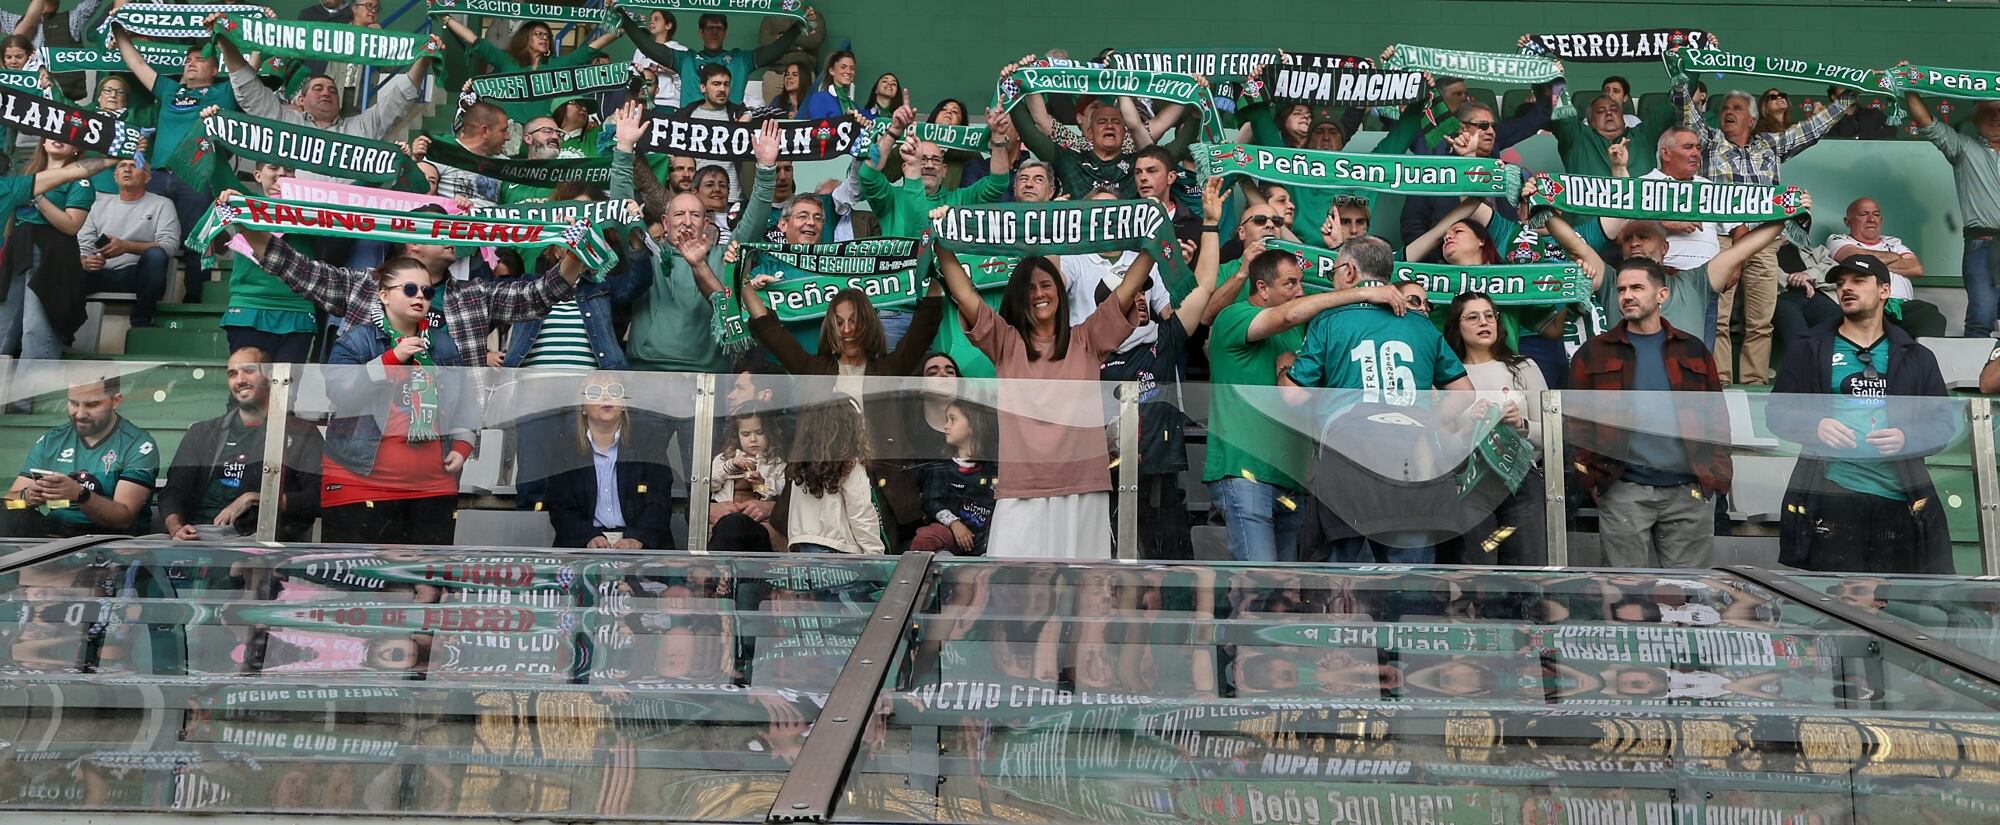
[453,509,556,549]
[1727,455,1795,524]
[124,328,229,362]
[1918,337,1994,389]
[1465,87,1499,115]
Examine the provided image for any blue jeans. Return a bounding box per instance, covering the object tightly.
[0,263,30,357]
[144,170,210,303]
[878,310,912,351]
[1965,237,1998,338]
[1208,477,1303,562]
[347,238,389,272]
[791,543,841,554]
[92,248,171,326]
[1325,534,1437,565]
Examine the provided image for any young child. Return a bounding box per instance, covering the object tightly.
[710,411,786,511]
[911,400,998,555]
[784,396,884,554]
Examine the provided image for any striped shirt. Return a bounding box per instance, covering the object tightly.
[521,301,597,372]
[1676,85,1850,186]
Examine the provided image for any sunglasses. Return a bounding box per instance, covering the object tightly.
[1245,215,1280,226]
[584,383,626,401]
[1462,120,1496,132]
[1852,347,1880,383]
[393,283,437,300]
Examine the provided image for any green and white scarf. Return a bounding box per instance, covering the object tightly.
[856,119,990,155]
[928,199,1196,298]
[712,237,929,350]
[42,43,189,74]
[1103,48,1279,104]
[467,61,635,105]
[200,109,430,191]
[1525,171,1810,224]
[1883,64,2000,102]
[377,313,443,441]
[422,136,613,185]
[994,57,1227,144]
[103,4,268,44]
[1196,142,1522,197]
[190,194,618,273]
[1456,403,1535,496]
[474,198,643,237]
[0,70,50,97]
[1669,49,1880,95]
[213,15,442,69]
[1393,260,1593,306]
[1382,43,1572,116]
[615,0,809,23]
[425,0,610,25]
[611,7,685,72]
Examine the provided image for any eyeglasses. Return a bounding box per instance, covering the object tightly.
[98,86,128,98]
[1461,310,1498,323]
[787,210,824,223]
[393,282,436,300]
[916,155,945,165]
[583,383,626,401]
[526,125,561,136]
[1462,120,1496,132]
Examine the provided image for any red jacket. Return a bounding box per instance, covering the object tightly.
[1566,319,1734,500]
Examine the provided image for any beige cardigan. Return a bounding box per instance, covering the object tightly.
[784,464,885,554]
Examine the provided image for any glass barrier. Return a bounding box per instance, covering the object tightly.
[1561,390,1975,575]
[837,560,2000,823]
[1792,572,2000,661]
[0,539,897,818]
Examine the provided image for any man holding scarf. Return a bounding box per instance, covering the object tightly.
[410,101,509,208]
[113,26,235,303]
[1904,92,2000,338]
[1551,92,1677,178]
[212,26,435,168]
[671,12,803,107]
[1672,67,1852,385]
[1396,90,1554,254]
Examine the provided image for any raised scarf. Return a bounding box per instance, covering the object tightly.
[190,194,618,273]
[0,84,144,157]
[1266,238,1591,306]
[1252,65,1427,108]
[1102,49,1279,106]
[277,177,462,214]
[475,198,644,239]
[102,4,269,44]
[425,0,610,25]
[422,136,613,185]
[200,109,430,191]
[1884,64,2000,102]
[42,43,189,74]
[637,109,861,161]
[617,0,808,22]
[611,8,685,72]
[1382,44,1572,117]
[1668,49,1882,95]
[711,237,929,350]
[1519,29,1717,63]
[994,56,1227,144]
[856,119,990,156]
[214,15,442,69]
[1525,171,1810,224]
[377,313,442,441]
[0,70,50,97]
[1196,142,1522,198]
[928,199,1195,298]
[467,61,637,105]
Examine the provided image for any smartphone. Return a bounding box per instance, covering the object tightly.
[24,469,55,481]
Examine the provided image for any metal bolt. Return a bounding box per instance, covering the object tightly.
[833,716,848,723]
[859,659,873,665]
[792,803,808,810]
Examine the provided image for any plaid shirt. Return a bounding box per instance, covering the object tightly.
[1675,85,1851,185]
[260,239,576,367]
[1566,320,1733,499]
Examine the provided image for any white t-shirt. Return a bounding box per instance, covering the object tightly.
[1641,168,1723,271]
[629,42,688,108]
[1058,252,1172,326]
[1825,233,1916,300]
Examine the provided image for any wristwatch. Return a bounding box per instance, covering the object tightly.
[73,485,92,505]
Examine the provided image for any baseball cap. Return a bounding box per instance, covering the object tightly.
[1826,253,1892,284]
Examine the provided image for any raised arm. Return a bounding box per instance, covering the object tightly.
[928,223,985,322]
[750,18,802,69]
[1173,177,1226,331]
[31,157,112,198]
[1110,249,1156,314]
[1709,215,1797,293]
[1246,280,1405,343]
[1117,96,1156,150]
[1904,89,1935,129]
[112,26,160,90]
[441,15,481,46]
[1001,60,1061,162]
[1545,213,1608,288]
[1402,196,1490,262]
[585,24,624,52]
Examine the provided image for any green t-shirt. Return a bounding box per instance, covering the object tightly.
[15,177,94,226]
[1053,147,1136,199]
[1825,335,1903,500]
[856,162,1009,238]
[0,175,35,219]
[224,236,317,315]
[1289,300,1467,403]
[197,416,258,520]
[20,417,159,532]
[152,76,239,180]
[1202,301,1308,490]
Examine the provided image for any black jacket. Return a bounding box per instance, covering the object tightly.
[543,445,674,549]
[1767,320,1956,572]
[159,411,324,542]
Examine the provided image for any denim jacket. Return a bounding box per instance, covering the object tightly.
[324,321,479,475]
[501,249,655,370]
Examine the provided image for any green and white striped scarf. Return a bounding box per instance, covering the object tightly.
[928,199,1196,298]
[994,56,1227,144]
[101,4,269,44]
[712,237,929,350]
[1382,43,1572,117]
[198,109,431,191]
[615,0,809,23]
[212,15,442,69]
[467,61,635,105]
[1196,142,1522,198]
[190,194,618,273]
[425,0,610,25]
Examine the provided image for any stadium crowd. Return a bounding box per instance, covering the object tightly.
[1,0,1998,576]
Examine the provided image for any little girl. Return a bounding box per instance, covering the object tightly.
[911,400,998,554]
[785,395,884,554]
[711,412,785,508]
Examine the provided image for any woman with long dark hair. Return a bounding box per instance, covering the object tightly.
[799,50,858,119]
[933,243,1155,559]
[1441,291,1548,566]
[861,73,900,119]
[766,56,815,118]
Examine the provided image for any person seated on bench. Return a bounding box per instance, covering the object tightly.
[161,347,323,542]
[1,370,158,538]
